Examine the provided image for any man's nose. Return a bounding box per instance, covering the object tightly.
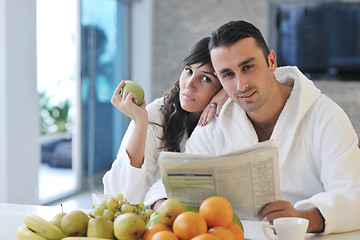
[235,74,249,92]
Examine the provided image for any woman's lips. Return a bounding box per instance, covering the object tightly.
[183,93,195,101]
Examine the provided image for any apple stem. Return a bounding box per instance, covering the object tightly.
[60,204,63,213]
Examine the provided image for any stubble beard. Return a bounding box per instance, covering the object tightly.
[233,87,264,113]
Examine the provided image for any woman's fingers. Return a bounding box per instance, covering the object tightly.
[216,101,224,116]
[205,107,216,125]
[123,90,138,105]
[198,105,217,126]
[114,80,125,95]
[111,80,126,107]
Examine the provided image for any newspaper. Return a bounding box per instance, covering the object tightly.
[158,140,281,220]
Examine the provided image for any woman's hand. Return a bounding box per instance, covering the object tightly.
[111,80,148,123]
[112,81,149,168]
[198,88,228,126]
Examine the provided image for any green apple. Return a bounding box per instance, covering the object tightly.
[61,210,89,236]
[184,205,199,213]
[113,213,145,240]
[87,216,114,239]
[145,212,162,228]
[121,80,145,106]
[232,213,244,231]
[157,198,185,227]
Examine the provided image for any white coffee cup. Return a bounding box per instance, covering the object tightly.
[261,217,309,240]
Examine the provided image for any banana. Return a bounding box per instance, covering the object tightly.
[24,213,66,240]
[16,225,47,240]
[62,238,114,240]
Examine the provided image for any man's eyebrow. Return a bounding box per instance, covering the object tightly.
[219,68,232,75]
[238,57,255,68]
[218,57,256,75]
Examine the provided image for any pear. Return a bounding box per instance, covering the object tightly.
[157,198,185,227]
[50,212,66,229]
[87,216,114,239]
[61,210,89,236]
[113,213,145,240]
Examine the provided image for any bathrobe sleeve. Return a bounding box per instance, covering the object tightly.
[294,96,360,234]
[102,98,165,204]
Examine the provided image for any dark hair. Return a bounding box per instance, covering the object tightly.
[209,20,270,63]
[158,36,213,152]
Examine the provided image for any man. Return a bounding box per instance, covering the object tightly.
[185,20,360,234]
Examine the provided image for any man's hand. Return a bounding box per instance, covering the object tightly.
[151,199,167,212]
[258,200,325,233]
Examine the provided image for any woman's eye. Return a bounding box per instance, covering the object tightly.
[202,76,211,82]
[185,68,192,74]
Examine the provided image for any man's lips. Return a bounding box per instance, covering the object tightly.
[238,90,256,100]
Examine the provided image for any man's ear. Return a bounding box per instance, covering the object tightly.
[268,50,277,72]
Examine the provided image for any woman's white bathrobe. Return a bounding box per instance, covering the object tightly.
[102,97,187,206]
[184,66,360,234]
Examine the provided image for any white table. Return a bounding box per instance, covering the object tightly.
[1,203,360,240]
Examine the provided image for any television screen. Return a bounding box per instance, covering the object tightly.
[273,2,360,80]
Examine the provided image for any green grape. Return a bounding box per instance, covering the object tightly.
[145,208,154,217]
[114,210,122,219]
[106,197,117,210]
[117,200,126,208]
[121,203,134,213]
[103,209,114,221]
[137,202,145,211]
[93,205,106,217]
[99,199,107,208]
[139,211,149,223]
[115,193,124,201]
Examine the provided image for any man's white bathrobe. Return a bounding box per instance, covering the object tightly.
[185,67,360,234]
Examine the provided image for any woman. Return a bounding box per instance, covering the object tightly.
[102,36,228,206]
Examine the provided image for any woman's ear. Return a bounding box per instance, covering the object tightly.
[268,50,277,72]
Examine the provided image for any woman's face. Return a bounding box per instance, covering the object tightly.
[179,63,222,113]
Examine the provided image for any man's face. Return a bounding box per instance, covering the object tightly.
[210,38,276,114]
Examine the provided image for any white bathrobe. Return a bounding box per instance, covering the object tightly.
[184,66,360,234]
[102,97,188,205]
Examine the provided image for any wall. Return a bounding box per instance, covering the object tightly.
[131,0,359,137]
[0,0,39,204]
[151,0,269,98]
[314,81,360,136]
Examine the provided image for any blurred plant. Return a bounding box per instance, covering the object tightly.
[39,90,71,135]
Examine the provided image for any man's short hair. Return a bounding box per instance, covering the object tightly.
[209,20,270,62]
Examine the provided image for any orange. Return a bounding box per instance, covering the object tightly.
[208,226,235,240]
[151,230,179,240]
[227,222,245,240]
[143,224,172,240]
[173,211,207,240]
[199,196,233,227]
[191,233,220,240]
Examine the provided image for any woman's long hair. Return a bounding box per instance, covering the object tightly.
[159,36,213,152]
